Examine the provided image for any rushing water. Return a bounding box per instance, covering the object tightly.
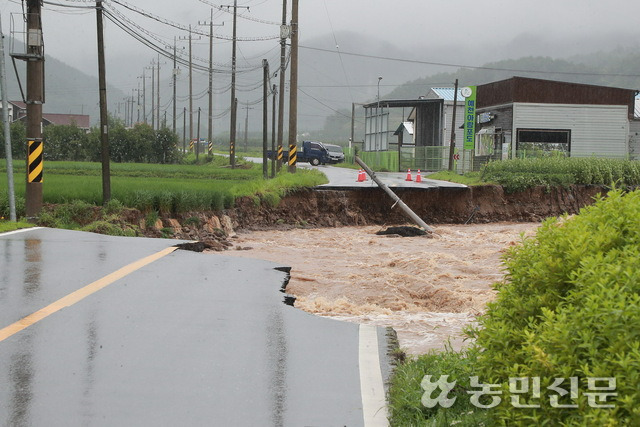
[220,222,540,355]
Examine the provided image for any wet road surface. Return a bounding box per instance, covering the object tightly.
[0,228,391,426]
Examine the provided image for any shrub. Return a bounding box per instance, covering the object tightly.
[469,189,640,425]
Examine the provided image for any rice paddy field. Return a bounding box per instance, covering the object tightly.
[0,160,328,215]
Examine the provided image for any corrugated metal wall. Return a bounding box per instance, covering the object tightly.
[513,103,629,158]
[442,102,465,147]
[630,121,640,160]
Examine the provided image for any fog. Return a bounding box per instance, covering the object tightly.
[2,0,639,131]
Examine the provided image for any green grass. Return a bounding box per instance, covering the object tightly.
[0,220,34,233]
[388,346,489,426]
[0,160,328,215]
[427,171,487,186]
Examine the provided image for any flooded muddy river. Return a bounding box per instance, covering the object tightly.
[218,222,540,355]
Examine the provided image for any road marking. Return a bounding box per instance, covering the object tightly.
[359,324,389,426]
[0,227,43,237]
[0,246,178,343]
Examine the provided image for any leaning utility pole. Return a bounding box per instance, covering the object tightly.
[0,15,16,221]
[277,0,288,172]
[288,0,299,173]
[97,0,110,203]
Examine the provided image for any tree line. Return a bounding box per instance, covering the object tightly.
[0,117,181,164]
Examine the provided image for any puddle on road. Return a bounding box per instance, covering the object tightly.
[217,222,539,355]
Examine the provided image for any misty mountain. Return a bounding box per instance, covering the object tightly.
[4,38,127,125]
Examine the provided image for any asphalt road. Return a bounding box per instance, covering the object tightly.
[0,228,391,426]
[243,155,466,190]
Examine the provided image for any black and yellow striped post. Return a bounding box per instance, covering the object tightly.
[276,144,283,171]
[208,140,213,156]
[189,139,194,152]
[288,144,297,173]
[230,141,235,164]
[28,139,43,184]
[26,138,43,216]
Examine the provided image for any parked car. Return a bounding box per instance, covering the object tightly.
[267,141,332,166]
[323,144,345,164]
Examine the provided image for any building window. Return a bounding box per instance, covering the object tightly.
[516,129,571,156]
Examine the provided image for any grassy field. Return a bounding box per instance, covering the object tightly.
[1,159,327,216]
[0,220,34,233]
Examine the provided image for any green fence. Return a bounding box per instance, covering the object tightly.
[344,148,399,171]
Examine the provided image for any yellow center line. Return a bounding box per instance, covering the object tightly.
[0,246,178,343]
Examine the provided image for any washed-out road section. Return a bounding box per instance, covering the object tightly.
[0,228,391,426]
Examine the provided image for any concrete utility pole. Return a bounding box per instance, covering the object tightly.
[138,71,148,124]
[225,1,249,169]
[179,27,199,144]
[149,61,155,130]
[97,0,111,204]
[156,53,161,129]
[183,106,187,153]
[448,79,459,171]
[288,0,299,173]
[199,10,223,151]
[172,37,177,134]
[271,84,277,178]
[277,0,288,172]
[262,59,269,179]
[241,104,253,152]
[0,14,16,221]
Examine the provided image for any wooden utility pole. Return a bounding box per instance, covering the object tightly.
[288,0,299,173]
[96,0,110,204]
[22,0,45,217]
[448,79,459,171]
[262,59,269,179]
[277,0,287,172]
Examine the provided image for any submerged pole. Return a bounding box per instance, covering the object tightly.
[355,156,434,234]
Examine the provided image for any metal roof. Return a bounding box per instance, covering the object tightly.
[428,88,466,102]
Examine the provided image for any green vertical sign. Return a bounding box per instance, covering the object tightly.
[463,86,477,150]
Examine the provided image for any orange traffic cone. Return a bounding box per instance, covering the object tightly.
[357,169,366,182]
[416,169,422,183]
[405,169,413,181]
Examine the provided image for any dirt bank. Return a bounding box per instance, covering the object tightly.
[229,185,605,230]
[220,223,540,355]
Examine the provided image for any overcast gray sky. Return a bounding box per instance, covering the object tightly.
[2,0,638,81]
[2,0,639,129]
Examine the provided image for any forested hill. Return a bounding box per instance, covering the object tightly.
[315,49,640,142]
[384,50,640,100]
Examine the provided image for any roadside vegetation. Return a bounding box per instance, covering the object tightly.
[0,219,34,234]
[429,158,640,192]
[0,158,327,219]
[388,188,640,425]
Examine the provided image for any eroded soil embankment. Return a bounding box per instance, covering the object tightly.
[230,185,606,229]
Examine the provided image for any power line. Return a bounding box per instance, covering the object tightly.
[298,44,640,79]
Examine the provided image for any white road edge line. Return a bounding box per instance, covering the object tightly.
[0,227,43,237]
[359,324,389,426]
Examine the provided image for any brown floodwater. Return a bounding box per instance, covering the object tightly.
[216,222,540,355]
